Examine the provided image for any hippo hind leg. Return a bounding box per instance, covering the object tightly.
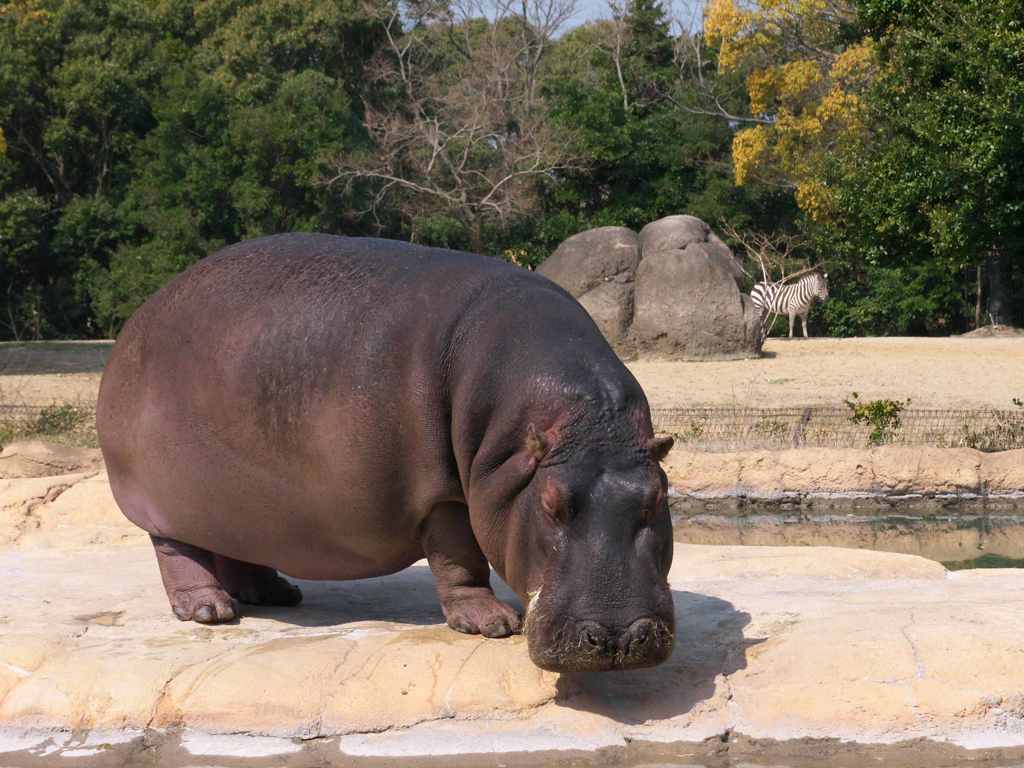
[149,536,237,624]
[215,554,302,607]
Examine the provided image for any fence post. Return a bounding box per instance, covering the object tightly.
[791,408,813,448]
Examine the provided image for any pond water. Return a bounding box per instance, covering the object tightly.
[670,494,1024,567]
[942,552,1024,570]
[9,734,1024,768]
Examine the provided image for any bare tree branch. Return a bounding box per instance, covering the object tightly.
[325,0,578,250]
[720,223,826,346]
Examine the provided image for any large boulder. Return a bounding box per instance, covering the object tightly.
[632,216,759,360]
[538,216,761,360]
[537,227,639,353]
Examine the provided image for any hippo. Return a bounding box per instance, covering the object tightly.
[97,233,675,672]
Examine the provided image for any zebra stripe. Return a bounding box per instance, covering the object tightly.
[750,273,829,315]
[750,272,829,339]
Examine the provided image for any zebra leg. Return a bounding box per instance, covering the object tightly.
[788,313,795,338]
[802,312,810,338]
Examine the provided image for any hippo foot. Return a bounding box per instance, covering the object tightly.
[169,584,237,624]
[441,589,522,638]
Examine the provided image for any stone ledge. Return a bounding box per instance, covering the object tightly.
[2,544,1024,763]
[664,447,1024,497]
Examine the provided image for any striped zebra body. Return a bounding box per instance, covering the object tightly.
[750,272,829,339]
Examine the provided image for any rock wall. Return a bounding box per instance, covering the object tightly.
[538,215,760,360]
[663,446,1024,498]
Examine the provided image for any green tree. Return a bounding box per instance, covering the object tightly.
[0,0,164,336]
[822,0,1024,330]
[0,0,384,336]
[534,9,796,263]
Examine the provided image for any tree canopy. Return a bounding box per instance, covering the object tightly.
[0,0,1020,338]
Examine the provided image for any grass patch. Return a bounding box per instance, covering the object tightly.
[0,404,97,448]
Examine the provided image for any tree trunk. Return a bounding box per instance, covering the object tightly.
[986,246,1015,326]
[975,264,983,329]
[468,216,483,254]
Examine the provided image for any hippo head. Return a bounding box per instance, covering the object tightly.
[492,426,676,673]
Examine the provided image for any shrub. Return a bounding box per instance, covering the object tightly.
[845,392,910,445]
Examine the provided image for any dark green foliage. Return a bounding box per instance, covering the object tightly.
[0,0,1020,339]
[820,0,1024,332]
[943,553,1024,571]
[533,11,795,261]
[0,0,381,336]
[855,0,925,36]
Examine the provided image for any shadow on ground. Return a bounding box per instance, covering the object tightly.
[245,566,756,723]
[242,564,525,629]
[0,342,112,375]
[555,590,760,722]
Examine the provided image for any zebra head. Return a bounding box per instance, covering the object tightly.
[813,271,829,301]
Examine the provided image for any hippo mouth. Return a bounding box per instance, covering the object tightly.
[523,589,675,672]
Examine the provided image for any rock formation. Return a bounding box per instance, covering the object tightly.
[538,215,761,360]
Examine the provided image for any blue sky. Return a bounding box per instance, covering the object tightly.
[566,0,705,31]
[571,0,613,23]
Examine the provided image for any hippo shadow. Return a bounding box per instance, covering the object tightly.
[553,590,761,723]
[0,341,111,375]
[240,564,452,627]
[240,571,757,724]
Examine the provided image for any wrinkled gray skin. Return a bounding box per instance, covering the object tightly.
[98,234,675,672]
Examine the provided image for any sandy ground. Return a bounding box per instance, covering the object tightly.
[629,336,1024,410]
[0,337,1022,410]
[0,341,110,408]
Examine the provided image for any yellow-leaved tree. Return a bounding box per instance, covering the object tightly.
[703,0,874,221]
[0,0,48,24]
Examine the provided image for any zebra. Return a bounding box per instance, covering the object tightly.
[750,271,829,339]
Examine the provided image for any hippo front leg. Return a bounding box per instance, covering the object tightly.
[421,502,522,638]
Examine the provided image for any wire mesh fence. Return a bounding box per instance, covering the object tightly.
[1,403,1023,453]
[651,406,1024,453]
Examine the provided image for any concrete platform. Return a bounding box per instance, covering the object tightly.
[2,542,1024,765]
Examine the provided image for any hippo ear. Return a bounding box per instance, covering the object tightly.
[525,423,548,463]
[646,436,674,463]
[540,477,569,524]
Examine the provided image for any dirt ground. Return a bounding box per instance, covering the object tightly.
[629,336,1024,410]
[0,337,1022,410]
[0,341,110,407]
